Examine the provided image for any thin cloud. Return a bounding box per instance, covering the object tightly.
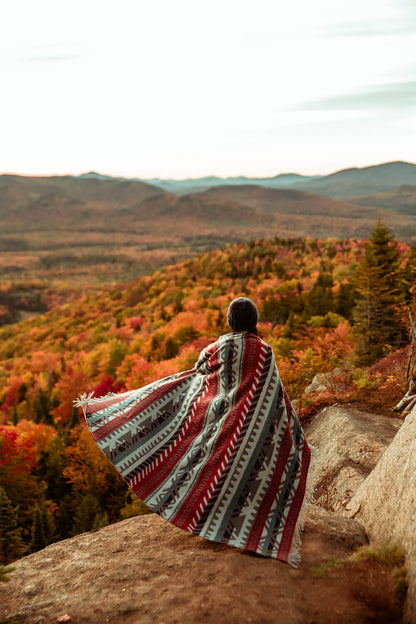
[295,81,416,112]
[25,54,82,63]
[0,43,85,66]
[323,1,416,39]
[325,21,416,37]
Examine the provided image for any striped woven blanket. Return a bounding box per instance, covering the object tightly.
[76,331,314,566]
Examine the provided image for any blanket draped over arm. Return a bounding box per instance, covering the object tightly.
[76,332,314,566]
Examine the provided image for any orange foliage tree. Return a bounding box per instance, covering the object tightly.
[64,425,127,521]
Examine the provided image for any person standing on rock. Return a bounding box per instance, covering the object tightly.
[75,297,315,566]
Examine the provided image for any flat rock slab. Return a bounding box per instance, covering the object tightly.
[0,508,404,624]
[346,407,416,624]
[305,405,402,511]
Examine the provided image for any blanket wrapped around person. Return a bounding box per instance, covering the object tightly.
[75,330,315,566]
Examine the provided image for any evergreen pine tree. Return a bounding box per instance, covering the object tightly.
[306,271,334,317]
[283,311,303,339]
[0,487,23,565]
[33,389,53,425]
[106,342,127,376]
[92,510,109,530]
[163,337,179,360]
[12,405,18,426]
[39,499,55,545]
[30,505,47,553]
[352,221,404,365]
[56,495,74,540]
[335,282,357,321]
[72,493,102,535]
[36,437,70,503]
[67,406,79,430]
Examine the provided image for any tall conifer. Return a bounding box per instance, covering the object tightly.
[30,505,47,553]
[0,487,23,565]
[352,221,403,365]
[71,493,102,535]
[306,271,334,317]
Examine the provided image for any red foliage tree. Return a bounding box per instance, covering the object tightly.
[0,426,37,517]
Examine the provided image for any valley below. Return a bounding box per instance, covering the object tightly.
[1,162,415,294]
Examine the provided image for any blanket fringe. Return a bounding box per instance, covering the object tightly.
[73,390,134,419]
[287,444,318,568]
[73,392,95,418]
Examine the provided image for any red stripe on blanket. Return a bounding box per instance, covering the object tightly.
[86,390,137,415]
[134,349,220,500]
[172,335,264,530]
[91,370,194,442]
[244,385,294,552]
[276,442,311,561]
[244,425,293,553]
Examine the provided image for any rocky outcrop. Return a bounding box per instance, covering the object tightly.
[303,372,329,395]
[346,407,416,624]
[305,405,402,512]
[2,508,404,624]
[1,403,412,624]
[303,368,343,395]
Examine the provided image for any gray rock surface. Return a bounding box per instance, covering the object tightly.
[346,407,416,624]
[303,368,343,395]
[304,373,328,395]
[306,405,402,512]
[1,403,412,624]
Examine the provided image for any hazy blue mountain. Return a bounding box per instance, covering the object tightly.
[77,161,416,201]
[292,161,416,198]
[79,171,121,181]
[143,173,321,195]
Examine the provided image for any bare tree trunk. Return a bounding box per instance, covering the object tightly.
[393,377,416,412]
[394,307,416,413]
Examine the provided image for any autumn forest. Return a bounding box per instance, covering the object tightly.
[1,172,416,566]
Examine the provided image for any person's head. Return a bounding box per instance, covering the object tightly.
[227,297,258,333]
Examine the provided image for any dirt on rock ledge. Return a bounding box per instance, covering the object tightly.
[0,508,405,624]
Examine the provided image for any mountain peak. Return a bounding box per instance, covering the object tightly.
[292,160,416,198]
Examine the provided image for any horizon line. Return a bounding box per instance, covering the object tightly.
[0,159,415,182]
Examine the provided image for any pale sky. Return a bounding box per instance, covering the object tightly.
[1,0,415,178]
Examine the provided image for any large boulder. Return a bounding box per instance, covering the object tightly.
[346,407,416,624]
[305,405,402,512]
[303,368,343,396]
[2,508,405,624]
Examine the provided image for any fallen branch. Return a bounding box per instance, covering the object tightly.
[393,378,416,412]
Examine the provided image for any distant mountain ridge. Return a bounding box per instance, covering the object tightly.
[141,160,416,198]
[142,173,321,195]
[77,160,416,199]
[196,185,380,218]
[78,171,320,195]
[1,167,416,289]
[292,161,416,198]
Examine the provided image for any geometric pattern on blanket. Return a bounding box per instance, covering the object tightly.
[77,332,314,566]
